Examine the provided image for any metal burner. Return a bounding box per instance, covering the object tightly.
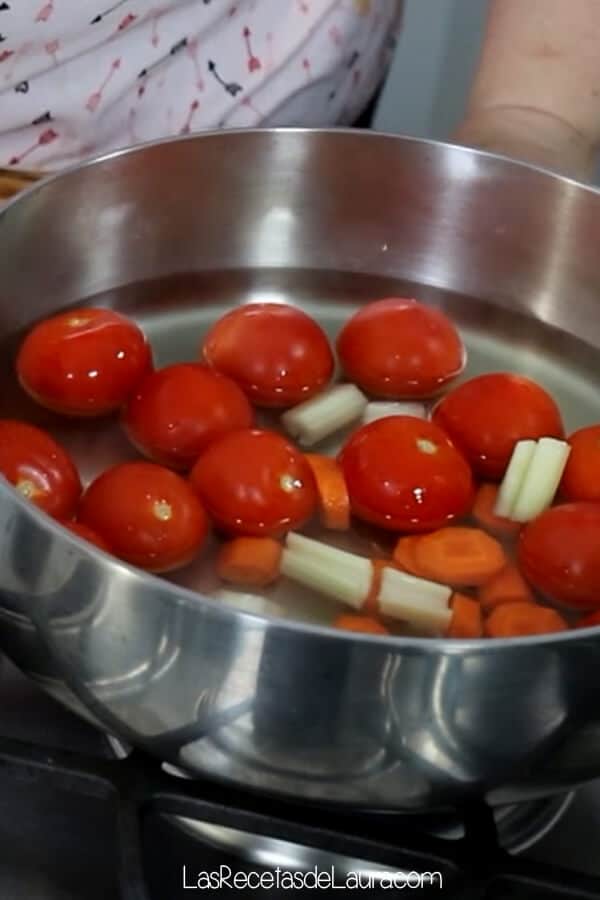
[170,789,573,879]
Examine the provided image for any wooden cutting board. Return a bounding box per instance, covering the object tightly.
[0,167,42,202]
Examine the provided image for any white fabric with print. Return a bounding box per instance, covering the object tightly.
[0,0,401,170]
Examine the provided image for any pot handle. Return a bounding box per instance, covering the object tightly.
[0,167,43,202]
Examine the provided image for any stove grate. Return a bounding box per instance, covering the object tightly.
[0,734,597,900]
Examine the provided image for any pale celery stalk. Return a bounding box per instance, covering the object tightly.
[509,438,571,522]
[286,532,359,565]
[494,440,537,518]
[282,532,453,632]
[280,540,372,610]
[281,383,367,446]
[376,566,452,632]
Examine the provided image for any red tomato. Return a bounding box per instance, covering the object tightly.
[432,373,564,479]
[190,429,317,536]
[336,297,465,399]
[79,461,208,572]
[122,363,254,469]
[518,502,600,610]
[62,521,112,552]
[338,416,474,532]
[17,307,152,416]
[577,610,600,629]
[0,420,81,519]
[560,424,600,502]
[202,303,334,407]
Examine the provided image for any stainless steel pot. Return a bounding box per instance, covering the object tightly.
[2,128,600,812]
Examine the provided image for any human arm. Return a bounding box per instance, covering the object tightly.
[454,0,600,179]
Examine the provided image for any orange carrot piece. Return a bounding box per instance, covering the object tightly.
[304,454,350,531]
[577,610,600,629]
[363,558,391,615]
[472,483,521,538]
[392,536,423,575]
[484,602,568,638]
[413,527,507,587]
[479,565,534,612]
[447,593,483,639]
[216,537,282,587]
[333,613,390,635]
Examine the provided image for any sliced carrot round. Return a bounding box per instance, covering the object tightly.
[333,613,390,635]
[304,454,350,531]
[447,593,483,638]
[479,564,534,612]
[363,558,387,616]
[216,536,282,587]
[413,526,506,587]
[484,601,568,638]
[392,536,423,575]
[472,483,521,538]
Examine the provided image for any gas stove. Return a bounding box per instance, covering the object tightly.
[1,652,600,900]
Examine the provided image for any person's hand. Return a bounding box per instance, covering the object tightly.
[453,107,596,183]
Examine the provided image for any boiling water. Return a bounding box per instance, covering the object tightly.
[4,268,600,629]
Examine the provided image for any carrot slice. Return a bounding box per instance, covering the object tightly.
[413,527,507,587]
[392,536,423,575]
[447,593,483,638]
[363,558,387,616]
[333,613,390,635]
[216,537,282,587]
[479,565,534,612]
[484,601,568,638]
[472,483,521,538]
[304,454,350,530]
[577,610,600,629]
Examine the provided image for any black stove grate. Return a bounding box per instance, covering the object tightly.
[0,734,598,899]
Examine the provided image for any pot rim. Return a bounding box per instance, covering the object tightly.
[2,126,598,652]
